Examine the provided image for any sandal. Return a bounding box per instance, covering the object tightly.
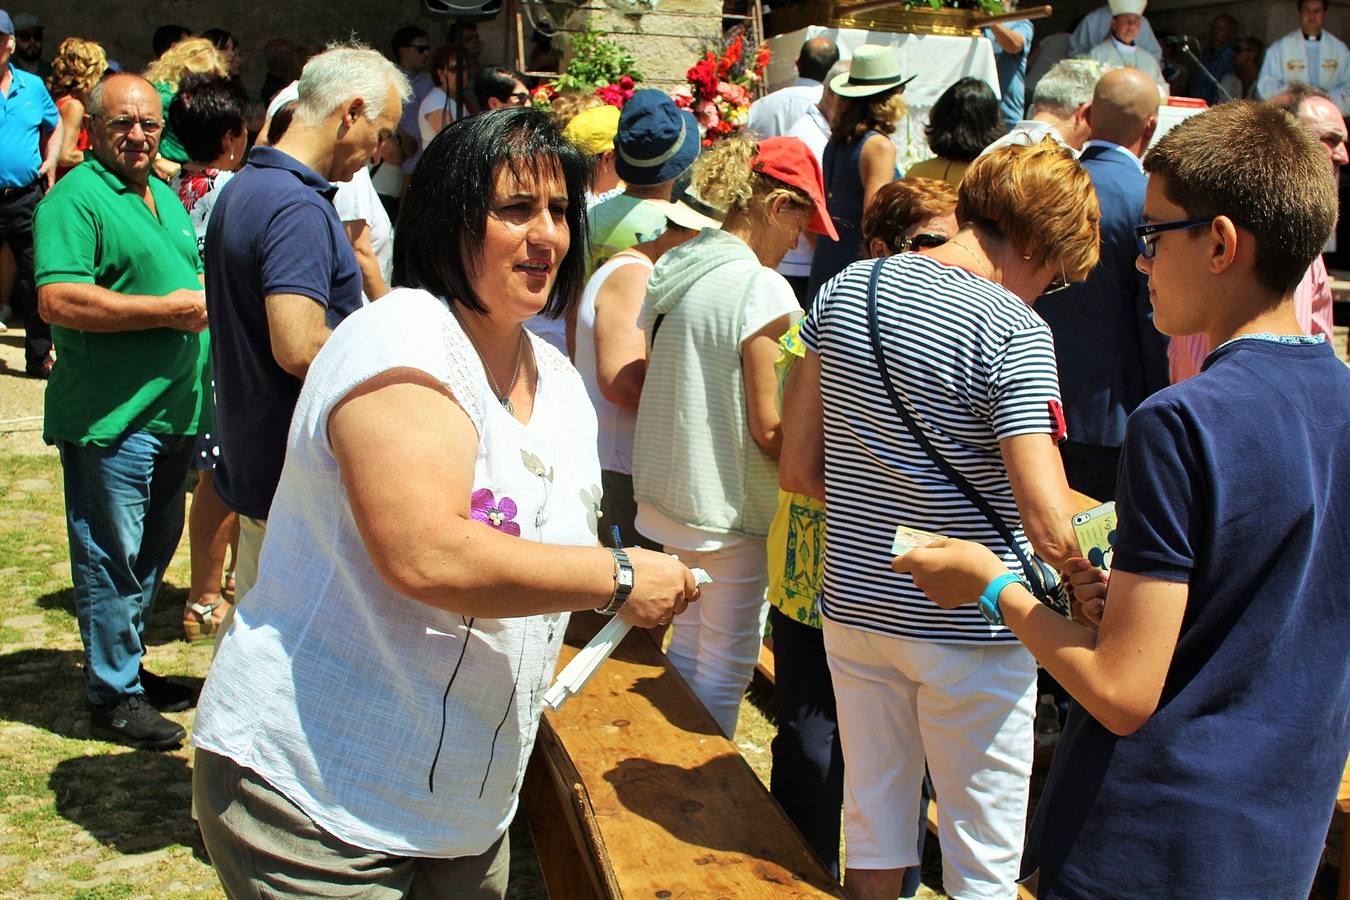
[183,600,226,642]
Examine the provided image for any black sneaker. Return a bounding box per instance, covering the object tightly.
[90,694,186,750]
[138,666,197,713]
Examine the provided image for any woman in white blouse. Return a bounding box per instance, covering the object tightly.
[192,109,698,897]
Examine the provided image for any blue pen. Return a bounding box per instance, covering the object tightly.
[609,524,623,550]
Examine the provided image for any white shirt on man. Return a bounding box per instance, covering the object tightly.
[747,77,824,139]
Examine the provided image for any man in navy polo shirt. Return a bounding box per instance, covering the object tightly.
[0,7,62,376]
[205,43,408,608]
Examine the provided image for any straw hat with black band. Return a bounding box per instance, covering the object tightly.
[830,45,916,98]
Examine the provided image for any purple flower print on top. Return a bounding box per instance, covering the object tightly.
[471,488,521,536]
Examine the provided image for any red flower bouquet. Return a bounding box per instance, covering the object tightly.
[675,34,770,146]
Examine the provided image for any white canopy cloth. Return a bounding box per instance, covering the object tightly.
[765,27,1001,170]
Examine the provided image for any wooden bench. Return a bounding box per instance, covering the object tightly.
[522,612,845,899]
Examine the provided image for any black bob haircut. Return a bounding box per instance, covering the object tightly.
[474,65,529,109]
[926,77,1006,163]
[394,107,593,321]
[170,74,250,164]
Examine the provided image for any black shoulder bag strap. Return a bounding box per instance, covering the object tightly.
[863,258,1052,604]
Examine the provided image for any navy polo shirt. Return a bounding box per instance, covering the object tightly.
[204,145,362,520]
[1024,337,1350,898]
[0,65,59,188]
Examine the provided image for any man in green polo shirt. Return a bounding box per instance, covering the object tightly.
[34,73,209,750]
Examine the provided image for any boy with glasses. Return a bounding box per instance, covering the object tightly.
[896,100,1350,898]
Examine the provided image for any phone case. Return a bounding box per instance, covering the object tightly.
[1071,501,1117,570]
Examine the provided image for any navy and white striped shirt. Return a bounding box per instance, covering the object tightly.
[800,253,1062,642]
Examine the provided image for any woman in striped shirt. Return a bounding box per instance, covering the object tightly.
[780,139,1099,900]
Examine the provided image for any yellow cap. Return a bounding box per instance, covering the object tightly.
[563,104,621,156]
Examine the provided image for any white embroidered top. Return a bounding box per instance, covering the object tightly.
[193,288,602,856]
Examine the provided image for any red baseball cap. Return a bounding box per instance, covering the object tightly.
[751,136,839,241]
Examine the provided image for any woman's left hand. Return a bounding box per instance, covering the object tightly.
[892,539,1010,609]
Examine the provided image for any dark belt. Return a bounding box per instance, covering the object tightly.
[0,181,39,202]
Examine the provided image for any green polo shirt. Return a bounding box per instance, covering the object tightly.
[34,157,209,446]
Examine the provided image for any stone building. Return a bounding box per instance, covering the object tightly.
[22,1,1349,98]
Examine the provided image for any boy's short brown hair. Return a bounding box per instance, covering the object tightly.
[1143,101,1336,296]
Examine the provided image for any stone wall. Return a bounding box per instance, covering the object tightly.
[27,0,722,99]
[558,0,724,90]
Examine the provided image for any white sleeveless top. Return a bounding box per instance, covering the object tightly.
[573,251,653,475]
[194,288,603,856]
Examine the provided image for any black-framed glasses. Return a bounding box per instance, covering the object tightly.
[507,91,531,105]
[409,43,432,52]
[16,30,43,41]
[897,232,947,252]
[1135,217,1212,259]
[94,115,163,134]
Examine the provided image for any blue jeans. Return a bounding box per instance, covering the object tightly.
[59,432,194,705]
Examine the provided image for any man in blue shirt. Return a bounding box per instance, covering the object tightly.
[205,44,408,610]
[1036,67,1168,501]
[0,8,62,376]
[983,2,1035,127]
[897,100,1350,899]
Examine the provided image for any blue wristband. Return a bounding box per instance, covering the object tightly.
[978,572,1023,626]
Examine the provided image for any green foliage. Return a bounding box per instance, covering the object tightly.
[902,0,1005,13]
[554,26,643,93]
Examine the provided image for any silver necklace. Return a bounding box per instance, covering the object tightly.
[946,240,993,280]
[453,307,527,415]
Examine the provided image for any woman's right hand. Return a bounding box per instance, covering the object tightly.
[616,548,699,629]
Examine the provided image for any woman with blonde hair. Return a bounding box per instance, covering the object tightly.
[47,38,107,181]
[144,37,229,169]
[780,138,1098,900]
[632,135,837,738]
[807,44,910,300]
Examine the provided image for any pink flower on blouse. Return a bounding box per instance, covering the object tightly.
[470,488,521,537]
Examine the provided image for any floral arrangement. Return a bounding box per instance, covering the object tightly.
[531,27,643,110]
[673,34,771,146]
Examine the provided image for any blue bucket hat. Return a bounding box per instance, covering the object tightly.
[0,11,14,35]
[615,89,700,186]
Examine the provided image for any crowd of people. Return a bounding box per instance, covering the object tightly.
[2,3,1348,899]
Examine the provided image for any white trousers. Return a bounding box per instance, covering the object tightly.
[823,618,1036,900]
[664,540,768,738]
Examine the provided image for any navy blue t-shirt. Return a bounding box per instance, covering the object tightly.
[1025,337,1350,899]
[204,146,362,519]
